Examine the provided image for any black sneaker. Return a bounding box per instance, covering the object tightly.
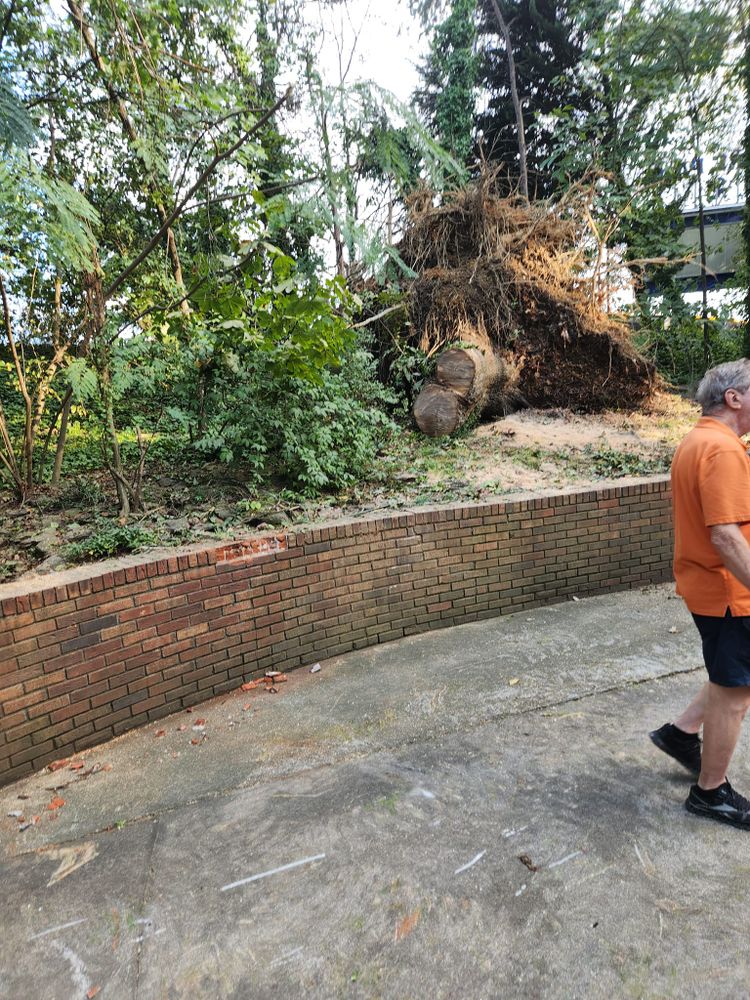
[649,723,701,776]
[685,781,750,830]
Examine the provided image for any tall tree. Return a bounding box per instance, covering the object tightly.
[415,0,595,194]
[545,0,736,295]
[0,0,295,506]
[475,0,596,195]
[415,0,479,166]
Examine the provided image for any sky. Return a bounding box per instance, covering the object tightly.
[307,0,425,102]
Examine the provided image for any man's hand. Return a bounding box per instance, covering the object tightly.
[710,523,750,591]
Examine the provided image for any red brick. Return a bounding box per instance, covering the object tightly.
[174,622,209,642]
[130,694,166,714]
[27,693,70,719]
[4,689,46,715]
[1,715,49,744]
[11,740,55,767]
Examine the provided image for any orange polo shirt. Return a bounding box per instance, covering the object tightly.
[672,416,750,616]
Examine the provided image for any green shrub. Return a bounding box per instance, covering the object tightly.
[169,344,398,494]
[633,297,744,386]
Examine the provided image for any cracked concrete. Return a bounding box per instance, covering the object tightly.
[2,585,749,999]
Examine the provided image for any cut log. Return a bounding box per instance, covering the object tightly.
[413,384,466,437]
[436,348,491,395]
[413,345,505,437]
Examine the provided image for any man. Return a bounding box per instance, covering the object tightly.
[650,359,750,829]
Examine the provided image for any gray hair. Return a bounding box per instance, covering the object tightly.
[695,359,750,414]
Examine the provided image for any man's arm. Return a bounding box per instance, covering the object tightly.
[710,523,750,591]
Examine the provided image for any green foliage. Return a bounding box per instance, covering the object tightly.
[478,0,594,194]
[415,0,479,165]
[167,339,397,492]
[0,77,36,149]
[507,445,544,471]
[303,66,466,279]
[633,299,745,386]
[64,521,157,562]
[0,149,101,274]
[543,0,736,263]
[386,344,435,413]
[272,355,397,491]
[587,445,671,478]
[0,561,18,583]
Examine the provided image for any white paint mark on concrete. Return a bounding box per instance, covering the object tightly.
[548,850,583,870]
[454,850,486,875]
[408,787,435,799]
[270,946,304,967]
[52,942,90,995]
[515,884,527,897]
[502,826,529,839]
[29,918,87,941]
[221,853,326,891]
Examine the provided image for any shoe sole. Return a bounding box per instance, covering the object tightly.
[685,800,750,830]
[649,731,701,776]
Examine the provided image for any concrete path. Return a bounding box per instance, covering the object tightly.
[2,585,749,1000]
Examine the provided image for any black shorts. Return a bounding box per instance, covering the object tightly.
[692,611,750,687]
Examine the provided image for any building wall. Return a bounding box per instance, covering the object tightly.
[0,478,673,786]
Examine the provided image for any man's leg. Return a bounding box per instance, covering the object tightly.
[649,684,706,774]
[673,682,709,734]
[698,682,750,789]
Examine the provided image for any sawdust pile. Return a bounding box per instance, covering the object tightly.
[398,172,656,412]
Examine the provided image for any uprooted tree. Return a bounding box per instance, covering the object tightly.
[390,171,657,436]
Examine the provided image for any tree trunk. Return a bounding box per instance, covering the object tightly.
[413,345,508,436]
[488,0,528,200]
[0,273,33,495]
[82,265,130,515]
[51,388,73,487]
[694,153,710,369]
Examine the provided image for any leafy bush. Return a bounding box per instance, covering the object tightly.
[273,356,397,491]
[386,344,435,413]
[183,346,398,492]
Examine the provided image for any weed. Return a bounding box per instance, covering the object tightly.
[0,561,17,582]
[237,498,265,514]
[58,475,106,509]
[506,446,545,471]
[376,793,401,815]
[588,445,671,478]
[64,521,157,562]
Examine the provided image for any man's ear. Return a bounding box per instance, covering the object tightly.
[725,388,743,410]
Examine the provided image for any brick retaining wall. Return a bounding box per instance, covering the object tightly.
[0,477,673,785]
